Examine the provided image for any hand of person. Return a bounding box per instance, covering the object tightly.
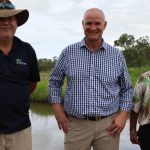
[130,131,140,145]
[55,111,70,134]
[52,104,70,134]
[106,111,127,137]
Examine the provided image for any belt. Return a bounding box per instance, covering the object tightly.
[83,115,108,121]
[69,115,108,121]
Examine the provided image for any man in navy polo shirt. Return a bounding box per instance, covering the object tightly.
[0,0,40,150]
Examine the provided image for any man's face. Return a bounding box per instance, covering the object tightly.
[82,10,107,42]
[0,16,17,41]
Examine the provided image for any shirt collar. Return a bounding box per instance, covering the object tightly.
[79,38,107,51]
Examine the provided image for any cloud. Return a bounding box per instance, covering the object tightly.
[14,0,150,58]
[49,0,76,14]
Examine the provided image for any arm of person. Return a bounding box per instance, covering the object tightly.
[130,110,139,144]
[107,52,133,137]
[118,52,133,112]
[28,45,40,95]
[51,103,69,133]
[48,49,69,133]
[29,82,37,94]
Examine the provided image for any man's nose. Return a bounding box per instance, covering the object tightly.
[90,24,96,30]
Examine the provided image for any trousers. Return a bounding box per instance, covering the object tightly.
[0,127,32,150]
[138,124,150,150]
[65,114,120,150]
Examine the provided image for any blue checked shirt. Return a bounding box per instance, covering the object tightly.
[48,39,133,117]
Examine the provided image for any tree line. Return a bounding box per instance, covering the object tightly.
[114,33,150,67]
[38,33,150,72]
[38,56,57,72]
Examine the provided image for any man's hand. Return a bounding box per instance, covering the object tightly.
[106,111,128,137]
[130,131,140,145]
[52,104,70,133]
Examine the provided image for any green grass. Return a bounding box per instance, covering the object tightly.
[39,72,50,81]
[128,66,150,85]
[30,72,49,102]
[30,80,48,102]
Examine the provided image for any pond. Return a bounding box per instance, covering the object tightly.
[30,103,140,150]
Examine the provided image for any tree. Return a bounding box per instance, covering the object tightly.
[114,34,150,67]
[38,57,57,72]
[135,36,150,50]
[114,33,135,49]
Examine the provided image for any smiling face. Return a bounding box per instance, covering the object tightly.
[0,16,17,41]
[82,8,107,44]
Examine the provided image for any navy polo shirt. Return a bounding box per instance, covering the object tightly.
[0,36,40,133]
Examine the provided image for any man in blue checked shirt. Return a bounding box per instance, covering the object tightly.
[48,8,133,150]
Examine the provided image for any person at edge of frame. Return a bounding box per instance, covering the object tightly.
[0,0,40,150]
[130,71,150,150]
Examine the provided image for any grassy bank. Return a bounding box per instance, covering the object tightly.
[30,66,150,102]
[128,66,150,85]
[30,72,49,102]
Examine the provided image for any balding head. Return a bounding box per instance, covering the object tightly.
[83,8,106,23]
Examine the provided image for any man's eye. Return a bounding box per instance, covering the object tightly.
[86,23,91,25]
[95,23,100,26]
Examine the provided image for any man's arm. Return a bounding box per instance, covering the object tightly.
[48,50,67,104]
[107,52,133,137]
[29,82,37,94]
[48,50,69,133]
[130,110,139,144]
[51,103,69,133]
[118,52,133,112]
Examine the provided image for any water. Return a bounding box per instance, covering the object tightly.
[30,111,140,150]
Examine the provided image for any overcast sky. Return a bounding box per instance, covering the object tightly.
[14,0,150,59]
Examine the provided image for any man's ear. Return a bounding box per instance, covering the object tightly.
[104,21,107,29]
[82,20,84,25]
[82,20,84,28]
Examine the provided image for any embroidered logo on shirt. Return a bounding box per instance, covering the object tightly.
[16,58,27,65]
